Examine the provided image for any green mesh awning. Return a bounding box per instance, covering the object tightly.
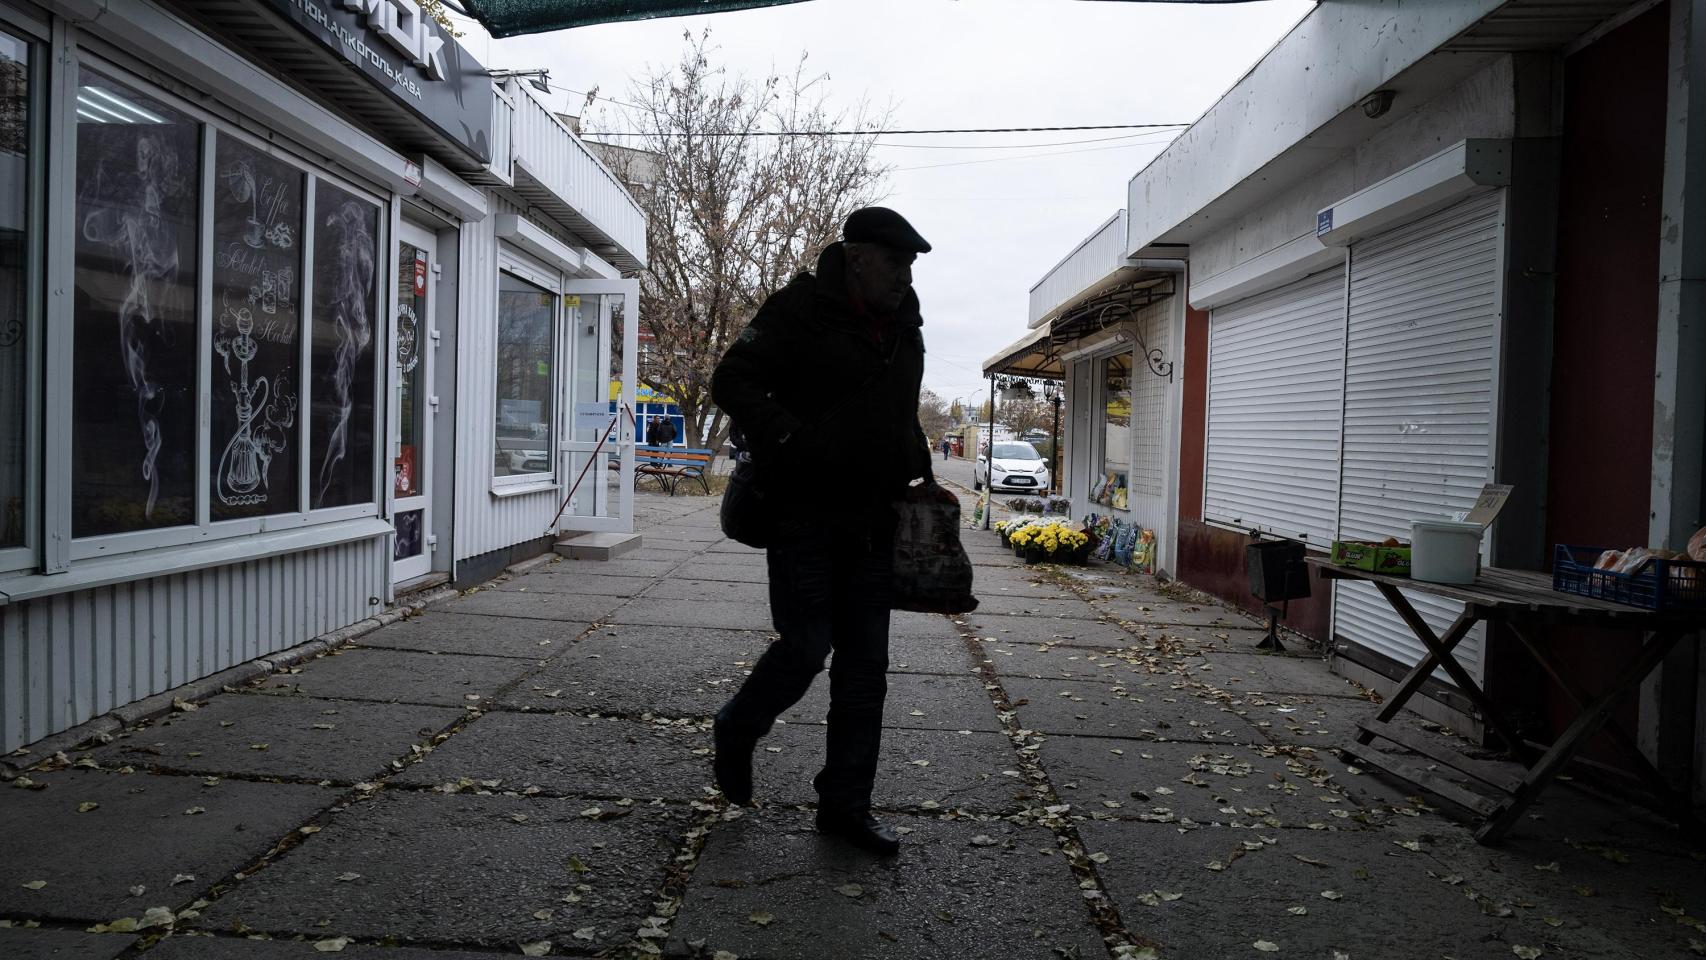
[464,0,1257,38]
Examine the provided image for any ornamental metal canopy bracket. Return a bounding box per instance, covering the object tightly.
[1098,303,1174,382]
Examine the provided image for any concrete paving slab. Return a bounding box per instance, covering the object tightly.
[1097,597,1267,630]
[438,590,627,623]
[611,599,775,632]
[618,547,701,563]
[0,928,133,960]
[1197,651,1371,699]
[690,550,766,566]
[0,770,334,920]
[887,633,981,676]
[1003,676,1263,743]
[351,612,589,659]
[243,648,537,709]
[971,594,1106,620]
[784,673,1003,733]
[679,564,770,584]
[89,695,461,783]
[1081,823,1627,960]
[975,579,1075,599]
[1241,692,1363,747]
[641,578,770,604]
[888,610,963,637]
[392,712,712,801]
[499,626,770,718]
[1122,624,1312,657]
[488,572,654,597]
[667,810,1106,960]
[703,540,764,555]
[625,538,704,553]
[143,936,497,960]
[1038,737,1370,829]
[544,557,681,579]
[962,613,1133,650]
[752,725,1030,814]
[202,791,690,950]
[980,637,1201,683]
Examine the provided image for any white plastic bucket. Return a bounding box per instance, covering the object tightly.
[1410,519,1484,584]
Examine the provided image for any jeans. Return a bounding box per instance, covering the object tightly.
[716,527,893,815]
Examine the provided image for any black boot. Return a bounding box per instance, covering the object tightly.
[712,718,755,806]
[815,809,900,856]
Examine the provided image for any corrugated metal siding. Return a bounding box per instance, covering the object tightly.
[507,82,645,267]
[1332,189,1504,682]
[1029,212,1127,328]
[453,197,565,562]
[1204,269,1346,545]
[0,537,386,753]
[1125,298,1172,533]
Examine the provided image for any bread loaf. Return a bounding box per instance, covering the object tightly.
[1614,547,1657,575]
[1595,550,1625,571]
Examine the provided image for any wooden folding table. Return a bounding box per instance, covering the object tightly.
[1310,559,1705,844]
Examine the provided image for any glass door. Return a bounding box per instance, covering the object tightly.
[391,222,436,582]
[558,278,638,533]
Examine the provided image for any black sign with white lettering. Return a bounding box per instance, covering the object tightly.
[259,0,493,164]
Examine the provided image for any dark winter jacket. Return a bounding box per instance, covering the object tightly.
[712,242,932,525]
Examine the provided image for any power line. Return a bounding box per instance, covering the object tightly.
[594,122,1190,137]
[865,131,1171,151]
[893,132,1179,172]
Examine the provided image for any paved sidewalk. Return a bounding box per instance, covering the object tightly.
[2,492,1703,960]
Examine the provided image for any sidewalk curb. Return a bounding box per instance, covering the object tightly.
[0,581,463,779]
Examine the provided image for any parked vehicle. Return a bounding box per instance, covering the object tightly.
[975,440,1051,493]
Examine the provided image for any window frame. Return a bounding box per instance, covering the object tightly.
[0,10,46,576]
[491,244,562,491]
[37,47,389,570]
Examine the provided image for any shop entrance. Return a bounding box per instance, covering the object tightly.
[391,221,438,583]
[559,278,640,533]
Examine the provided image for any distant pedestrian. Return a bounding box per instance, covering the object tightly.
[652,416,677,447]
[710,206,933,857]
[941,436,951,460]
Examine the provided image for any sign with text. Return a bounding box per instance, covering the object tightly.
[574,402,616,437]
[256,0,494,163]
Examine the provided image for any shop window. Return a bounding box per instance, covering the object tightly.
[211,136,305,520]
[71,71,201,537]
[1090,352,1132,510]
[0,28,28,549]
[308,180,379,509]
[494,270,555,479]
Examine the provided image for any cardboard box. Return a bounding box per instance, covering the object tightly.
[1330,540,1412,575]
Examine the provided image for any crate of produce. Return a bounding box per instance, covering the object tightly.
[1551,544,1706,611]
[1330,539,1412,575]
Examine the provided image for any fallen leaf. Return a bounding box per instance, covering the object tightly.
[1088,852,1110,864]
[748,911,774,927]
[1394,839,1421,852]
[1321,891,1342,901]
[533,909,553,921]
[334,872,361,882]
[1535,862,1560,873]
[1253,941,1280,953]
[183,806,206,816]
[88,917,139,933]
[128,885,145,897]
[171,874,195,886]
[970,835,999,847]
[520,941,551,956]
[572,927,596,941]
[836,883,864,898]
[313,938,350,953]
[714,952,739,960]
[77,802,99,813]
[1287,906,1307,916]
[139,906,175,929]
[21,881,45,890]
[1156,891,1183,902]
[1512,947,1543,960]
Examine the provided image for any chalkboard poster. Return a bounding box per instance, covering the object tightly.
[309,180,378,509]
[211,136,303,521]
[71,71,200,538]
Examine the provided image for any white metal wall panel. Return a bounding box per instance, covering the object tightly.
[1125,299,1171,533]
[1332,189,1504,682]
[1029,212,1127,327]
[1205,269,1346,545]
[508,82,646,265]
[0,538,386,753]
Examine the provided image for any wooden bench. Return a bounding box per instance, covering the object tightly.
[633,445,715,496]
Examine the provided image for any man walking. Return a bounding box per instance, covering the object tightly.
[708,207,933,856]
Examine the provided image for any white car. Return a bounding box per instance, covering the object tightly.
[975,440,1051,493]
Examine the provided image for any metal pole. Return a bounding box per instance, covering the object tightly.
[983,373,996,529]
[1049,387,1061,495]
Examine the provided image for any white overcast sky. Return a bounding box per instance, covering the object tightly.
[450,0,1315,410]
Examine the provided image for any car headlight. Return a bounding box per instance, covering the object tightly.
[992,464,1006,474]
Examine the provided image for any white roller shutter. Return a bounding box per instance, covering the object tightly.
[1332,189,1505,682]
[1205,269,1346,545]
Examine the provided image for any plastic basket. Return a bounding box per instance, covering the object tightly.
[1551,545,1706,611]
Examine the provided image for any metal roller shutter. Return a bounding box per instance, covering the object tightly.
[1332,189,1505,683]
[1205,269,1346,545]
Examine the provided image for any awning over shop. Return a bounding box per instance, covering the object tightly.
[982,325,1062,380]
[464,0,1261,38]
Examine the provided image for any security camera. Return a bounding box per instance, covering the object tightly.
[1359,90,1396,119]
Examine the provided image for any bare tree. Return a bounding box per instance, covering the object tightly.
[590,32,889,453]
[998,397,1050,437]
[917,389,951,440]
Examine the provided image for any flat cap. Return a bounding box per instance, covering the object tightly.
[843,206,931,254]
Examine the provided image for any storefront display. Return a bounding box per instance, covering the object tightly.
[71,71,201,537]
[0,27,26,548]
[308,180,379,509]
[494,270,555,477]
[1096,352,1131,510]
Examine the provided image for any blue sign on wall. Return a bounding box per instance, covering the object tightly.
[1317,208,1334,237]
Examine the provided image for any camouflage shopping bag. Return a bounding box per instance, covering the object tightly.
[891,481,979,614]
